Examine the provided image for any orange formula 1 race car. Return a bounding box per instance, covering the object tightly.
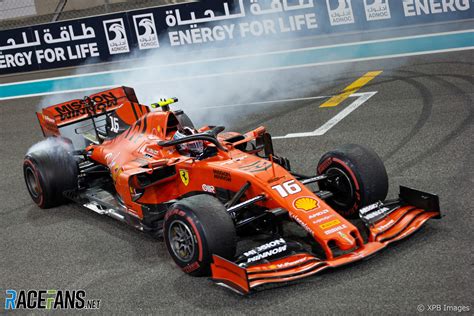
[24,86,441,295]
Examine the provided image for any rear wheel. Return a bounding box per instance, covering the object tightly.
[317,144,388,218]
[23,138,78,209]
[164,195,236,276]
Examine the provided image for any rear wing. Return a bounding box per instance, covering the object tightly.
[36,86,141,137]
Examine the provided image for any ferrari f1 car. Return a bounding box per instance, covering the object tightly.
[24,86,441,294]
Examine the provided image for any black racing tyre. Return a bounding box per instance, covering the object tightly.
[317,144,388,218]
[23,138,78,209]
[164,195,236,276]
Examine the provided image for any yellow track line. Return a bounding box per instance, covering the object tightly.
[320,71,383,108]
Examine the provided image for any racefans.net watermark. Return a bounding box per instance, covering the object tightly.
[417,304,471,313]
[4,289,101,310]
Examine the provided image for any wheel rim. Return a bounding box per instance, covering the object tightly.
[25,166,40,199]
[168,220,195,263]
[322,167,355,209]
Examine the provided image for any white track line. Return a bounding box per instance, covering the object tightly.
[2,44,472,102]
[273,92,377,139]
[203,95,330,109]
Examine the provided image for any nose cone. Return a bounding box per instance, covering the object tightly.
[335,231,357,251]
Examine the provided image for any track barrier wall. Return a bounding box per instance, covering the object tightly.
[0,0,473,75]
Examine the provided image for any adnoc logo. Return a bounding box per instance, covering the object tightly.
[364,0,392,21]
[103,18,130,55]
[133,13,160,50]
[326,0,355,26]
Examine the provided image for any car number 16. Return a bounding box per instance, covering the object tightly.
[272,180,302,198]
[109,117,120,133]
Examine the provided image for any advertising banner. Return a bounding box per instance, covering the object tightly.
[1,0,473,75]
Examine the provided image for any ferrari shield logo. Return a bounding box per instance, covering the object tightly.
[179,169,189,186]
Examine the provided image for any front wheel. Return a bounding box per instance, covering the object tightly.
[317,144,388,218]
[164,195,236,276]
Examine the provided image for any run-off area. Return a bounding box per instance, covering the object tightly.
[0,50,472,314]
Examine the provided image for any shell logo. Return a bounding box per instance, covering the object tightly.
[293,197,319,212]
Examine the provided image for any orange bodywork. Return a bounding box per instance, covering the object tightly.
[37,87,441,294]
[87,110,364,257]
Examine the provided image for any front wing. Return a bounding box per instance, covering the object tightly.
[211,186,441,294]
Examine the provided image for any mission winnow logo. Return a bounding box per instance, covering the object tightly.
[4,289,101,310]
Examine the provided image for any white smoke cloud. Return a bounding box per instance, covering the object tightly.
[27,137,72,155]
[98,35,338,128]
[37,1,437,136]
[38,5,353,132]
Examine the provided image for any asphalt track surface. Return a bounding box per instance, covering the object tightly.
[0,50,473,314]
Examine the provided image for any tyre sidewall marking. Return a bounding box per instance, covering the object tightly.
[318,157,362,214]
[317,157,333,175]
[331,158,360,190]
[186,217,204,262]
[331,157,362,213]
[165,208,205,269]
